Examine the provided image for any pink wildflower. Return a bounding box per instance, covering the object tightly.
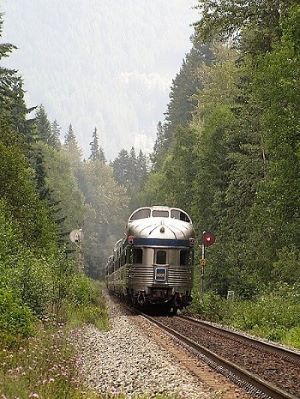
[29,393,39,398]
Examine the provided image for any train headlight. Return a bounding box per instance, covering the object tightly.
[128,235,134,245]
[189,238,195,246]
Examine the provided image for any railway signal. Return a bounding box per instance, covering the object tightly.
[69,229,84,271]
[202,231,215,247]
[200,231,215,301]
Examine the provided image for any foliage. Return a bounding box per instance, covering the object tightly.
[0,8,201,398]
[35,104,61,149]
[63,123,82,171]
[0,307,107,399]
[150,42,215,170]
[228,284,300,346]
[141,4,300,304]
[111,147,148,210]
[194,0,296,54]
[272,246,300,284]
[39,142,84,235]
[89,127,106,162]
[1,2,300,392]
[190,291,229,323]
[0,122,58,252]
[0,289,35,346]
[0,200,53,314]
[81,159,128,278]
[190,284,300,348]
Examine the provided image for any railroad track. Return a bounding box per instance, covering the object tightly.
[138,312,300,399]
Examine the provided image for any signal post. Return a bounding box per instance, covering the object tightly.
[200,231,215,302]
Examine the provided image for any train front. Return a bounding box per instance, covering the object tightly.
[126,206,195,311]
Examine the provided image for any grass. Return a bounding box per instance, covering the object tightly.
[0,283,180,399]
[0,280,109,399]
[0,320,183,398]
[0,318,87,398]
[189,283,300,349]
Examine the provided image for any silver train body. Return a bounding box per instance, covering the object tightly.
[105,206,195,310]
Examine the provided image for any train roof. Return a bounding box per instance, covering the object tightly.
[128,206,192,224]
[126,206,194,243]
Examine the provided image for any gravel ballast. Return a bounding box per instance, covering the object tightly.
[75,296,213,398]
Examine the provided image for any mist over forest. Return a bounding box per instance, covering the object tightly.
[1,0,196,159]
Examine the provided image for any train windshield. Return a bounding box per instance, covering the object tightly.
[170,209,191,223]
[156,250,167,264]
[130,208,151,220]
[152,210,169,218]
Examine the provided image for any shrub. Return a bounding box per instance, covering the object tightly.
[190,283,300,348]
[0,200,55,317]
[272,246,300,284]
[64,278,109,330]
[68,274,97,306]
[190,290,229,322]
[284,327,300,349]
[0,288,35,346]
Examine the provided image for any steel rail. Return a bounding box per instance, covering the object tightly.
[140,312,299,399]
[179,315,300,365]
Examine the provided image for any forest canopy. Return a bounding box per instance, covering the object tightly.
[140,0,300,297]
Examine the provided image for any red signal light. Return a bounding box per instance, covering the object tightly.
[202,231,215,247]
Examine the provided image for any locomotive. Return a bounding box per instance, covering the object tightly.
[105,206,195,313]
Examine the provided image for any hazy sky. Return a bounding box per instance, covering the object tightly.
[1,1,198,159]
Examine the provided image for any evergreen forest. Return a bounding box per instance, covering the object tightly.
[138,0,300,345]
[0,1,300,397]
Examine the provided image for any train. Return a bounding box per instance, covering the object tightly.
[105,206,195,313]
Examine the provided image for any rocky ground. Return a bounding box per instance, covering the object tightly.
[74,295,214,398]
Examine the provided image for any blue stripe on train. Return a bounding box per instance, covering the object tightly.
[132,238,190,247]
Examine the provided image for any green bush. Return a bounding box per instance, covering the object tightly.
[190,283,300,348]
[65,278,109,330]
[190,290,230,322]
[17,255,54,316]
[0,201,54,317]
[0,289,35,345]
[272,246,300,284]
[68,274,97,306]
[284,327,300,349]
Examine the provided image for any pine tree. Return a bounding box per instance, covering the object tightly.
[150,121,167,170]
[63,124,82,184]
[35,105,52,144]
[0,15,33,141]
[136,150,148,187]
[111,149,130,186]
[194,0,296,54]
[50,120,62,149]
[64,124,82,159]
[165,43,214,138]
[89,127,106,162]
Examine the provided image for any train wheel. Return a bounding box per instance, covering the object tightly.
[168,306,178,316]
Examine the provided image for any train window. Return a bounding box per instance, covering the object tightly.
[126,248,131,263]
[121,251,126,266]
[133,248,143,263]
[152,210,169,218]
[130,208,151,220]
[180,250,189,266]
[156,250,167,264]
[171,209,190,222]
